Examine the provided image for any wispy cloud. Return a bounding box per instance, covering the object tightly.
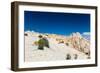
[82,32,90,35]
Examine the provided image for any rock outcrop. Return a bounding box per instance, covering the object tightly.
[24,31,90,62]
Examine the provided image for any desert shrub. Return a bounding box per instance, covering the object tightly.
[87,56,90,59]
[38,35,50,50]
[38,35,43,38]
[85,52,89,55]
[60,41,64,43]
[66,42,69,46]
[74,54,78,59]
[66,54,71,60]
[38,39,45,50]
[24,33,28,36]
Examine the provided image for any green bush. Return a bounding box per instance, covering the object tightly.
[37,35,50,50]
[38,39,45,50]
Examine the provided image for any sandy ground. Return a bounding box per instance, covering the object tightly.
[25,34,89,62]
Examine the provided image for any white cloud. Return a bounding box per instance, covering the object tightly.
[82,32,90,35]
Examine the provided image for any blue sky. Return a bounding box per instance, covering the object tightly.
[24,11,90,35]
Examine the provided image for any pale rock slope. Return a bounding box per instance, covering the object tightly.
[25,31,90,62]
